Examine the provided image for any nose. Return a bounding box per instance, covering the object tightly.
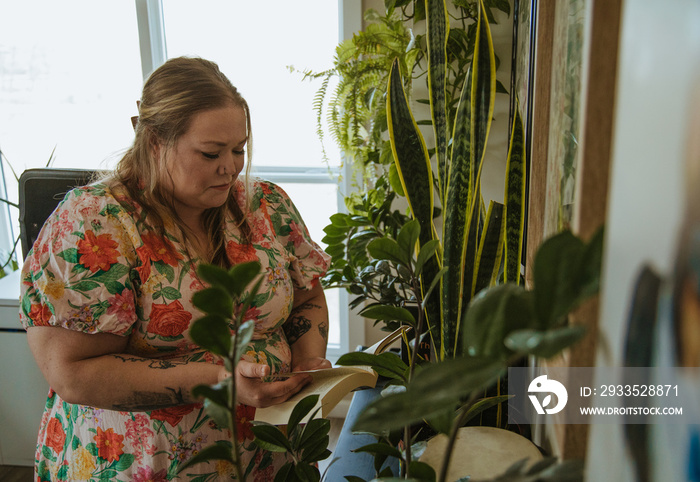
[218,152,243,176]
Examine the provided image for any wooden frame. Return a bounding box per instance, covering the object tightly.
[524,0,623,460]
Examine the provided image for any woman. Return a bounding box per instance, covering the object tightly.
[19,57,331,481]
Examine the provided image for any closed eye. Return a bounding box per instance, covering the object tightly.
[202,152,220,160]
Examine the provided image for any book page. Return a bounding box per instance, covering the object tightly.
[254,367,377,425]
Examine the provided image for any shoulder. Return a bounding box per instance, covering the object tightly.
[245,177,291,208]
[55,181,139,219]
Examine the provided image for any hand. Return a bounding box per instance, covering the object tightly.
[233,360,312,408]
[292,356,332,373]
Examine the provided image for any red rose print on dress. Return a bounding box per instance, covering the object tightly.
[147,300,192,338]
[150,404,197,427]
[77,230,120,272]
[226,240,258,265]
[45,418,65,454]
[28,303,53,326]
[94,427,125,463]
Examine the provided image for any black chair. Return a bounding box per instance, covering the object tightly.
[19,168,97,259]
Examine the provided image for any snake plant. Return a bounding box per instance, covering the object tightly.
[387,0,526,360]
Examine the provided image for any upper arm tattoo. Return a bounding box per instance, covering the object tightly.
[284,314,311,345]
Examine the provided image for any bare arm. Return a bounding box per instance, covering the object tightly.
[283,283,332,371]
[27,325,312,411]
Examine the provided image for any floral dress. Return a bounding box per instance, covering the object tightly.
[19,178,330,481]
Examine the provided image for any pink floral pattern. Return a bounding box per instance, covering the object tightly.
[20,178,330,481]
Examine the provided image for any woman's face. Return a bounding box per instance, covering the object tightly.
[162,103,247,225]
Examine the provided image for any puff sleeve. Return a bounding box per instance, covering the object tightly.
[259,180,330,291]
[19,185,140,336]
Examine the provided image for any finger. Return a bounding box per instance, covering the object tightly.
[237,360,269,378]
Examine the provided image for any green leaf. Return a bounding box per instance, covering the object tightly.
[177,441,234,473]
[337,351,408,381]
[472,201,505,297]
[367,237,408,266]
[504,325,588,359]
[387,59,435,246]
[415,239,440,277]
[235,320,255,359]
[189,315,232,356]
[192,379,230,407]
[197,264,237,295]
[353,357,505,432]
[462,283,537,359]
[192,287,233,318]
[298,417,331,448]
[426,0,450,201]
[532,230,598,328]
[288,394,320,438]
[407,460,436,481]
[251,423,292,452]
[160,286,182,301]
[294,463,320,482]
[359,304,416,326]
[352,442,403,459]
[459,394,512,425]
[202,397,230,428]
[503,99,526,285]
[227,261,262,297]
[397,219,421,260]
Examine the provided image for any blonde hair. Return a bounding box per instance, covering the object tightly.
[108,57,252,267]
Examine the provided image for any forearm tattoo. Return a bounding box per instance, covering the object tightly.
[110,355,188,411]
[113,354,178,370]
[112,387,186,411]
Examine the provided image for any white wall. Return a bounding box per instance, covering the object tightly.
[587,0,700,480]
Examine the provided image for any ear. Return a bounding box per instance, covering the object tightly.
[147,129,162,160]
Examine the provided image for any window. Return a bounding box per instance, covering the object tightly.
[0,1,144,254]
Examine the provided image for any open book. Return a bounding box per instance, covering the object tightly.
[253,326,409,425]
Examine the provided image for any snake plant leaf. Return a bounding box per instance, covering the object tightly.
[503,98,526,284]
[441,69,473,360]
[462,283,537,360]
[472,201,505,298]
[352,356,505,433]
[470,0,496,196]
[426,0,450,201]
[459,394,513,426]
[504,325,587,359]
[387,58,435,244]
[387,57,442,348]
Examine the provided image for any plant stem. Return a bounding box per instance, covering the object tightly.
[228,338,244,481]
[437,391,479,482]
